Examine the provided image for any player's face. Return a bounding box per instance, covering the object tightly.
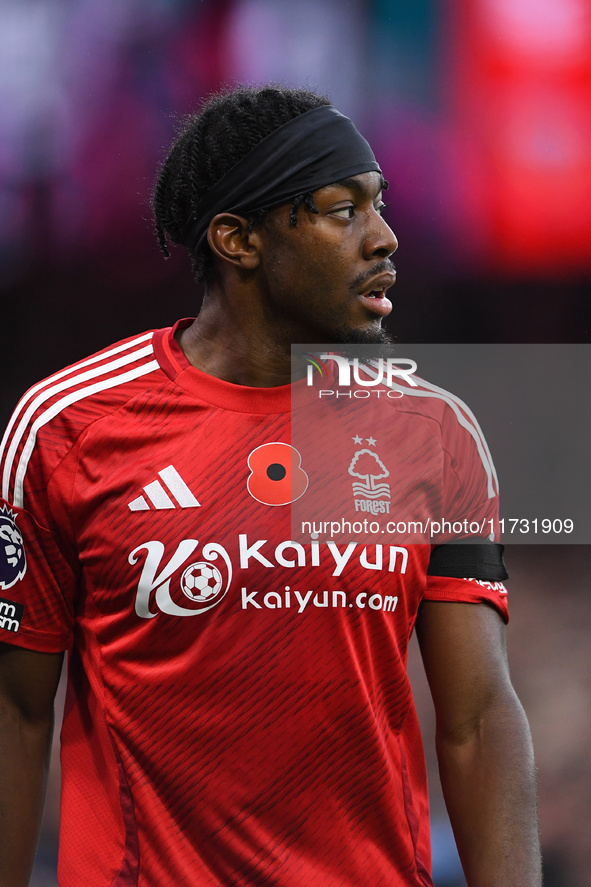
[256,171,398,344]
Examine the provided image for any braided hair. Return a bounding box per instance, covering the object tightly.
[153,85,332,282]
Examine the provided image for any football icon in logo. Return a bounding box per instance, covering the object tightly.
[181,562,223,602]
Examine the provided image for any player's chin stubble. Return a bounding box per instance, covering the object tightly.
[338,325,394,346]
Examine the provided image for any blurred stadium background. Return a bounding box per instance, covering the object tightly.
[0,1,589,884]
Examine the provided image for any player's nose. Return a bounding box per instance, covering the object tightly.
[362,212,398,261]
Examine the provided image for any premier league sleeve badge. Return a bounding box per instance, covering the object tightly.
[0,505,27,591]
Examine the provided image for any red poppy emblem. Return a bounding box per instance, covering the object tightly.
[247,442,308,506]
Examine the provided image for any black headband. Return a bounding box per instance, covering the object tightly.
[181,105,382,253]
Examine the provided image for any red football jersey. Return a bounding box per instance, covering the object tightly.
[0,322,508,887]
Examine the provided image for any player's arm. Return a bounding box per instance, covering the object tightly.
[0,642,64,887]
[415,601,541,887]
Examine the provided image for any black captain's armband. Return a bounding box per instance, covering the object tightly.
[427,541,508,582]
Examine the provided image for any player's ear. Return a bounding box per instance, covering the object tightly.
[207,213,261,270]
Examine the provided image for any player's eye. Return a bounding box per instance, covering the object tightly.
[375,202,388,215]
[331,205,355,220]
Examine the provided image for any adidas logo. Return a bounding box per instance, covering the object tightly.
[128,465,200,511]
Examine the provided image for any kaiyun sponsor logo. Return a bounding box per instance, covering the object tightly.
[128,534,408,620]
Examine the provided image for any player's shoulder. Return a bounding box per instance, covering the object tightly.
[362,357,496,467]
[363,358,481,431]
[5,328,162,433]
[380,363,499,494]
[321,354,487,439]
[0,328,166,507]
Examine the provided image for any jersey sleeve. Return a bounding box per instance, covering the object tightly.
[0,392,78,651]
[0,500,76,651]
[433,397,500,543]
[0,330,159,650]
[424,575,509,622]
[423,398,509,622]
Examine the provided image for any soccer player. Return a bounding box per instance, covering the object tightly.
[0,85,541,886]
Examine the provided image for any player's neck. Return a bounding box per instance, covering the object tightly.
[176,299,304,388]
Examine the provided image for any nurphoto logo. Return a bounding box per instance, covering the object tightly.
[303,353,329,377]
[305,353,418,388]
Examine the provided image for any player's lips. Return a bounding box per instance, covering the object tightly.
[357,271,396,317]
[357,271,396,297]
